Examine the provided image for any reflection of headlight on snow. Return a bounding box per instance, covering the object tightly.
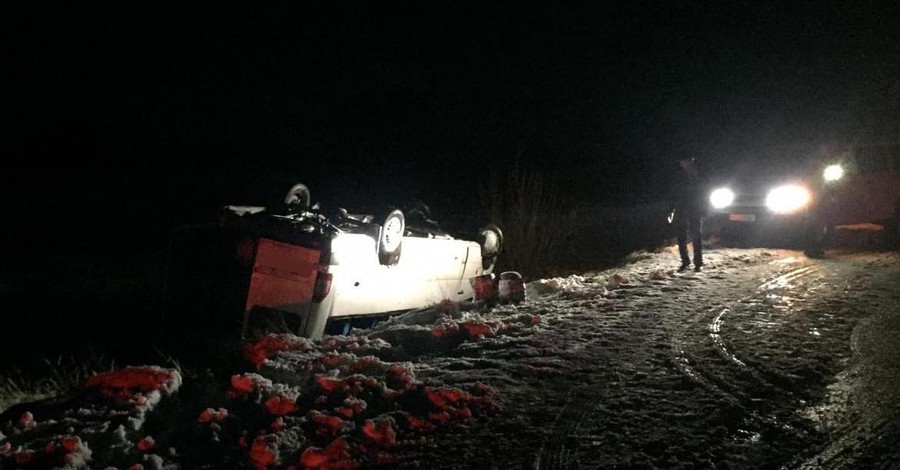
[709,187,735,209]
[823,164,843,182]
[766,184,811,213]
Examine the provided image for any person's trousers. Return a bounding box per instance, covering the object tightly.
[676,214,703,265]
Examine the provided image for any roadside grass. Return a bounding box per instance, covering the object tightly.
[0,354,115,414]
[0,347,183,415]
[480,159,581,279]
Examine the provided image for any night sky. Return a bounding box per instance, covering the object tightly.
[5,2,899,256]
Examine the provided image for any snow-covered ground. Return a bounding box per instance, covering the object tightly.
[2,247,899,469]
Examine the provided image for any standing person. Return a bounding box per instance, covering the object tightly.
[668,157,707,272]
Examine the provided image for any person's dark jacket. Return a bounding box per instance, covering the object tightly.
[669,167,708,218]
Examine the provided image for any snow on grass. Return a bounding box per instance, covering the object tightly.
[1,366,182,469]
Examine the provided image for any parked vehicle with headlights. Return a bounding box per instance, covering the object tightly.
[160,182,504,346]
[705,159,842,246]
[707,143,900,247]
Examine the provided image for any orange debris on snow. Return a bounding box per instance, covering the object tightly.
[137,436,155,451]
[198,407,229,423]
[265,394,298,416]
[299,438,360,470]
[461,321,495,338]
[360,418,397,448]
[308,411,347,436]
[403,413,435,432]
[244,334,314,369]
[316,376,346,393]
[250,434,279,469]
[83,366,178,399]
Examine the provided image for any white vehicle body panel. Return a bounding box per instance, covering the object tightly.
[300,234,487,339]
[328,234,479,317]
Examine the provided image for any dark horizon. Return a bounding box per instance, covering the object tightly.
[4,2,899,254]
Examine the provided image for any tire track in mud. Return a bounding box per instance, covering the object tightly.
[653,260,839,468]
[671,264,820,399]
[409,250,897,469]
[791,254,900,470]
[516,254,826,470]
[668,256,900,469]
[534,254,779,470]
[706,265,819,369]
[534,264,755,468]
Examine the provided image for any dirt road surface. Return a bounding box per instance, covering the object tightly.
[400,248,900,470]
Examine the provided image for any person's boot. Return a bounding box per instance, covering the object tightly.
[693,258,704,272]
[678,261,690,272]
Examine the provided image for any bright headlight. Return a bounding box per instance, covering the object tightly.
[709,187,735,209]
[766,184,811,213]
[823,164,843,182]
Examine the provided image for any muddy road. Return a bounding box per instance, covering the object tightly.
[2,248,898,469]
[407,249,900,470]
